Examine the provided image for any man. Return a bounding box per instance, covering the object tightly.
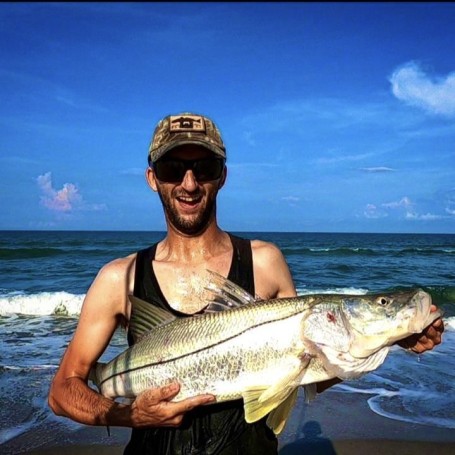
[49,112,444,454]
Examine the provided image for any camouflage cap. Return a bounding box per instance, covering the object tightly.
[148,113,227,163]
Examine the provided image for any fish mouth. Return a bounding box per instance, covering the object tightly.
[407,289,435,333]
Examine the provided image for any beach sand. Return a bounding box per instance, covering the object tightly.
[5,388,455,454]
[23,441,455,455]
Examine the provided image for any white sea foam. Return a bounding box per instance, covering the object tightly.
[297,287,369,296]
[0,292,84,316]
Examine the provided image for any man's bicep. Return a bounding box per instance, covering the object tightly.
[252,240,297,299]
[57,264,126,380]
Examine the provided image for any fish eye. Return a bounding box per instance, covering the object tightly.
[376,296,391,306]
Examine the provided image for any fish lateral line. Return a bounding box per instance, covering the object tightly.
[95,310,312,390]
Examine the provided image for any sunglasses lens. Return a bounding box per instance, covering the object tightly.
[154,159,224,183]
[193,159,224,181]
[154,161,185,182]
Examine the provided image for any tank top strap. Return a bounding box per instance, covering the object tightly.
[226,233,255,296]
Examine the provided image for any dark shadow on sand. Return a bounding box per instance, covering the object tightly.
[279,420,336,455]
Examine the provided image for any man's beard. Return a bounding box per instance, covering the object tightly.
[157,189,217,236]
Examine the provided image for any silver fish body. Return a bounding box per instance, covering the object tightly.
[90,273,440,434]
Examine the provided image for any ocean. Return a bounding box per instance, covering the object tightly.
[0,230,454,453]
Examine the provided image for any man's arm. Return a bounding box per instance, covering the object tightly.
[251,240,297,300]
[48,256,214,428]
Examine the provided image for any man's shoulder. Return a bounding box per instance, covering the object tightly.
[97,253,137,283]
[250,239,283,256]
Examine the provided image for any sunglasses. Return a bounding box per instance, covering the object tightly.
[153,157,225,183]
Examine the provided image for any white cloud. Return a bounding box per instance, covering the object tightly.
[382,196,413,210]
[316,152,373,165]
[37,172,106,212]
[37,172,81,212]
[360,167,395,173]
[364,196,446,222]
[282,196,300,204]
[389,61,455,117]
[364,203,387,219]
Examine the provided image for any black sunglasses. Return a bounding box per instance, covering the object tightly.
[153,157,225,183]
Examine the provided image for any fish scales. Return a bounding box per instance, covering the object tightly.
[97,297,317,398]
[121,313,306,402]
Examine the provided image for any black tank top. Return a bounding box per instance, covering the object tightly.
[123,233,278,455]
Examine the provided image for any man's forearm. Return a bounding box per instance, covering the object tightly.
[49,376,134,427]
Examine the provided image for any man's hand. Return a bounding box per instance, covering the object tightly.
[130,382,216,428]
[398,305,444,354]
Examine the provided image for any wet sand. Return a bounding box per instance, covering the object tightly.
[6,388,455,454]
[25,440,455,455]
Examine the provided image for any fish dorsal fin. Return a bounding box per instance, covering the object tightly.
[266,388,299,435]
[128,295,176,342]
[203,270,257,313]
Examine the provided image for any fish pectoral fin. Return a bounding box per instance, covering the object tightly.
[266,387,299,435]
[128,295,176,342]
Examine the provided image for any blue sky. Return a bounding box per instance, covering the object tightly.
[1,2,455,233]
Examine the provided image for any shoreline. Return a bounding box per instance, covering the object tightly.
[3,388,455,454]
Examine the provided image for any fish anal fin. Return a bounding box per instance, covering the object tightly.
[243,358,309,426]
[242,386,279,424]
[266,388,299,435]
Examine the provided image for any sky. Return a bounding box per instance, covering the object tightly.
[1,2,455,234]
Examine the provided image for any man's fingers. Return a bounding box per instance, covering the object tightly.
[144,383,215,407]
[175,394,216,412]
[159,382,181,401]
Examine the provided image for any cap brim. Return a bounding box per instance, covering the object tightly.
[151,139,226,163]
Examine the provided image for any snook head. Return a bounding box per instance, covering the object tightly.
[344,289,433,357]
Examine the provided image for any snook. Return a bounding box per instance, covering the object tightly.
[90,272,441,435]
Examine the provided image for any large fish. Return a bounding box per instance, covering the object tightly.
[89,272,441,435]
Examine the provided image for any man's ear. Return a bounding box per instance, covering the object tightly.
[145,167,158,192]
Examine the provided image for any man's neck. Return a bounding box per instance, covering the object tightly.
[157,223,230,265]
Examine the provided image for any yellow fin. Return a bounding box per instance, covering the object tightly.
[266,388,299,435]
[243,386,280,424]
[258,357,310,404]
[242,355,310,424]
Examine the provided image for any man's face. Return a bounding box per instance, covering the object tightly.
[150,145,226,236]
